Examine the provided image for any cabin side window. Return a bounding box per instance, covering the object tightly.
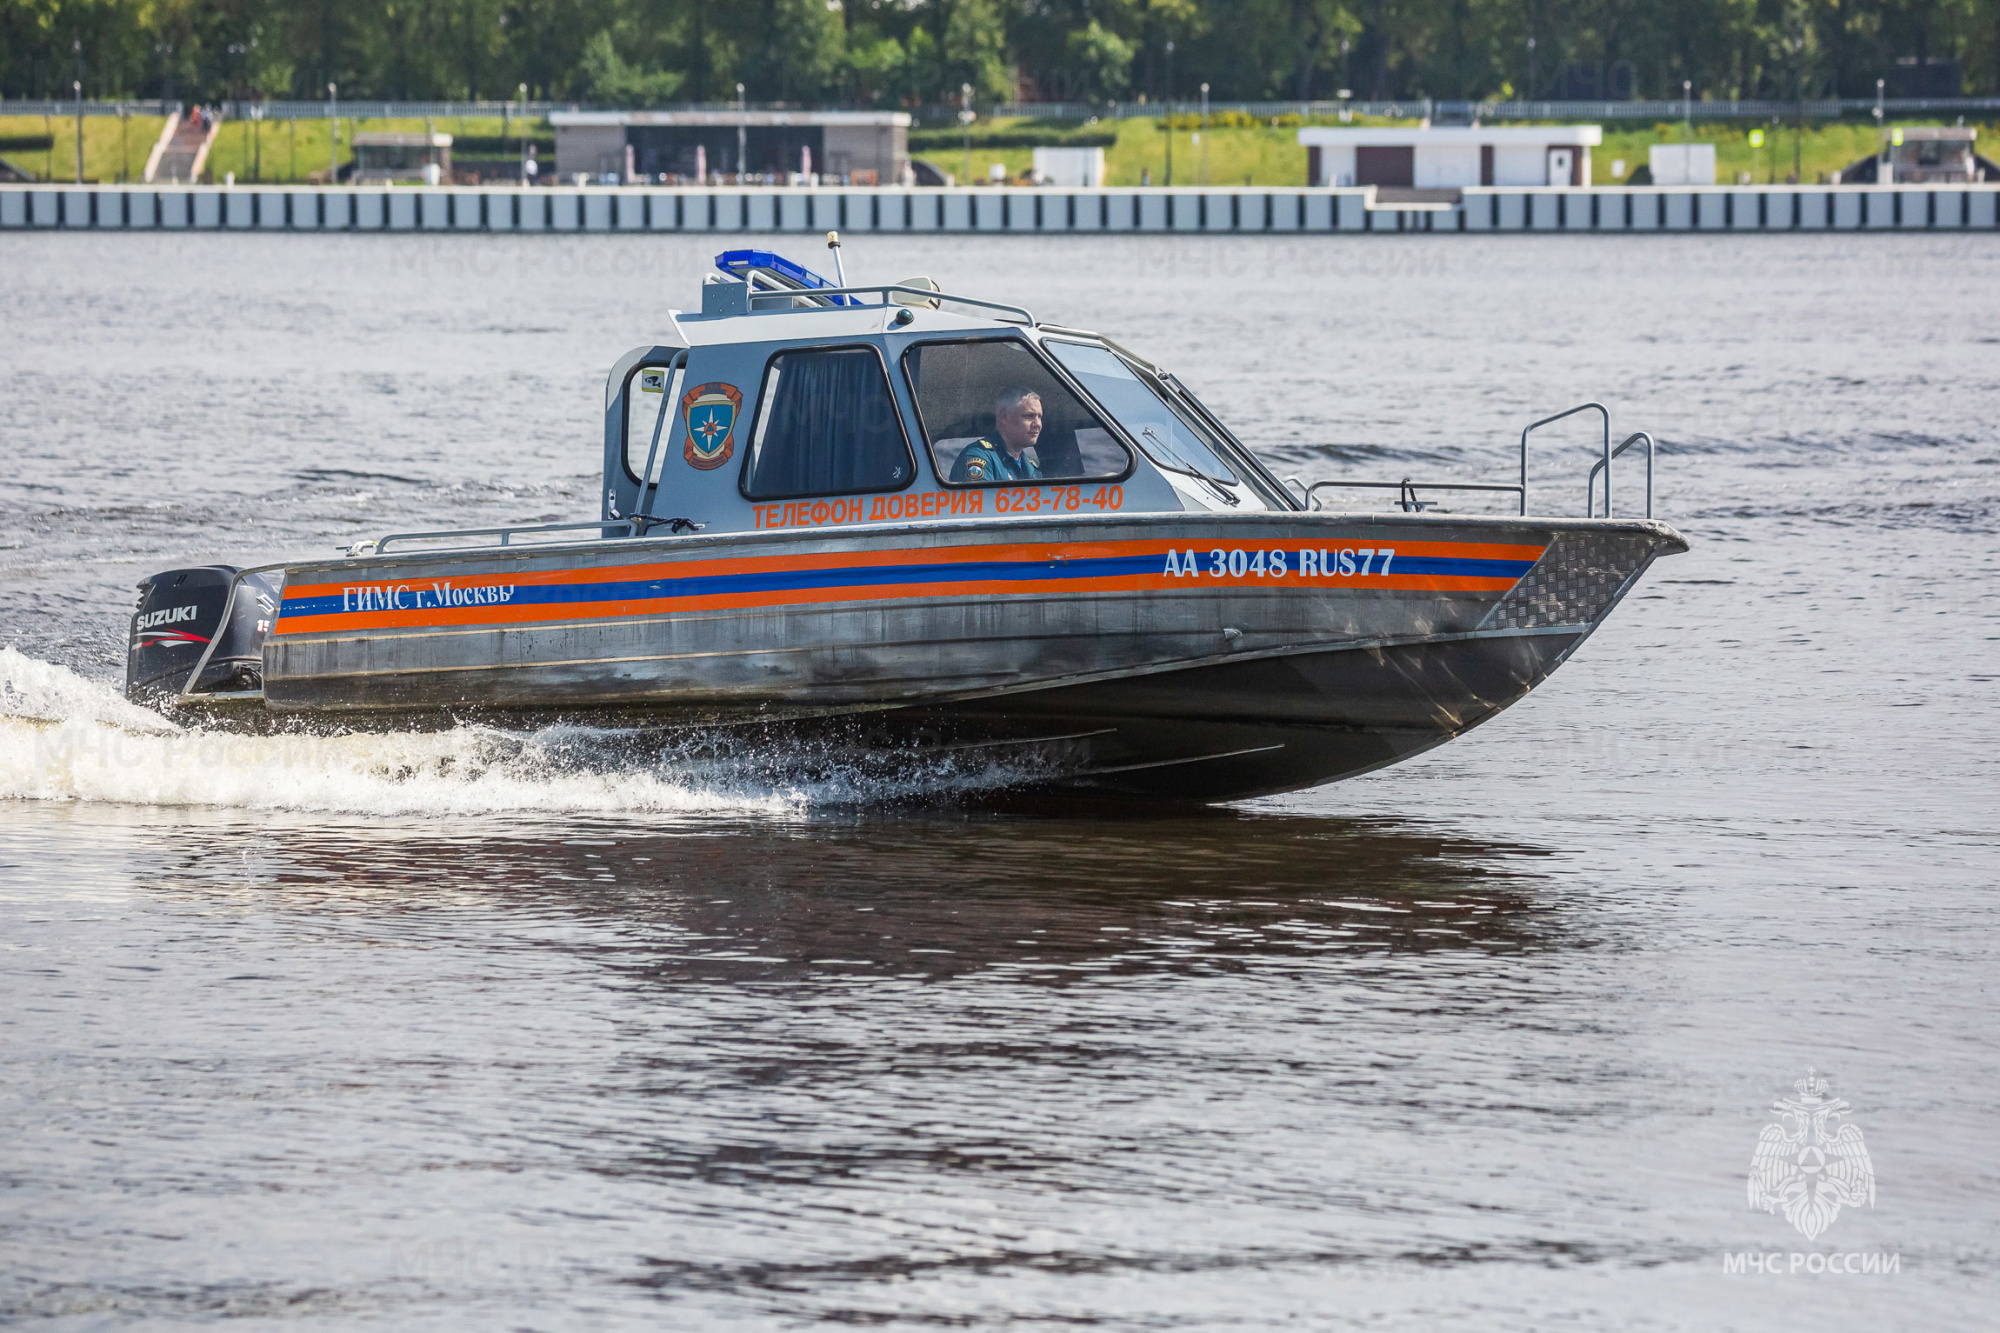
[739,346,914,500]
[902,339,1132,486]
[623,361,684,485]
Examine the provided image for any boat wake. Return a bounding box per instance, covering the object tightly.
[0,649,1045,818]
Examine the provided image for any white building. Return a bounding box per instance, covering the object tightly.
[1032,146,1106,187]
[349,132,452,185]
[1648,144,1717,186]
[1297,125,1602,189]
[551,110,910,185]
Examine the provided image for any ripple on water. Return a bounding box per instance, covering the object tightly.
[2,233,1997,1329]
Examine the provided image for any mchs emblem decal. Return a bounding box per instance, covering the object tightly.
[681,382,743,471]
[1748,1068,1876,1241]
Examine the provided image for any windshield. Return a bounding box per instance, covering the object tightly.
[1043,341,1243,486]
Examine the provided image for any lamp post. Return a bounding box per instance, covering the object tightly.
[118,102,129,183]
[71,38,84,183]
[1199,81,1209,185]
[328,82,337,184]
[1794,70,1803,183]
[959,82,974,185]
[518,82,528,182]
[1525,0,1536,100]
[1683,79,1692,140]
[1163,40,1174,186]
[736,82,746,181]
[1876,79,1888,178]
[1872,77,1888,174]
[251,102,264,182]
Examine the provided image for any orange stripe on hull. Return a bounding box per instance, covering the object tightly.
[280,537,1548,601]
[274,573,1526,636]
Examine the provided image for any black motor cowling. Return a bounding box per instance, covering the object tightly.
[126,566,282,703]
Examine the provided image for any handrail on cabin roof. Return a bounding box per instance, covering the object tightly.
[743,282,1035,326]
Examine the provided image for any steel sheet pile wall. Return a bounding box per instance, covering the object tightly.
[4,184,1996,235]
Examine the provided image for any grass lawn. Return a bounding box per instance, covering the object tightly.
[913,115,1992,189]
[915,115,1315,186]
[0,114,168,183]
[4,111,1985,189]
[0,114,541,184]
[1589,120,1978,184]
[202,116,542,184]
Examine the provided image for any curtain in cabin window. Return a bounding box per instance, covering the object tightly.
[742,348,912,499]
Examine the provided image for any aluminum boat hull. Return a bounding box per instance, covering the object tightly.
[255,512,1685,800]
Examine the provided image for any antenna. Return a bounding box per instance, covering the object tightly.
[825,231,847,287]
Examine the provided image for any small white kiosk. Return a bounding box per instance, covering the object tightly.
[1299,125,1602,189]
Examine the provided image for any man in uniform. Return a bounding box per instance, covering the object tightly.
[950,386,1044,483]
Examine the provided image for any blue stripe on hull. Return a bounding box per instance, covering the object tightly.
[280,553,1537,622]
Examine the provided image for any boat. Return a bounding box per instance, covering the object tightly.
[125,242,1687,802]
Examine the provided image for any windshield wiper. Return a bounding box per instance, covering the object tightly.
[1159,373,1300,511]
[1144,426,1238,505]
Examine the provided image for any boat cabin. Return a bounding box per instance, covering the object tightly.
[602,250,1298,540]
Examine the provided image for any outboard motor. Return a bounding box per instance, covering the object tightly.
[126,566,281,704]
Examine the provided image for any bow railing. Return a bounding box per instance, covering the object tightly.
[1284,401,1657,519]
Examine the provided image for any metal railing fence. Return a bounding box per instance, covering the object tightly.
[957,96,2000,122]
[0,99,178,117]
[10,93,2000,125]
[218,100,573,120]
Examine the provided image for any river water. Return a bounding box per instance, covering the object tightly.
[2,230,1996,1328]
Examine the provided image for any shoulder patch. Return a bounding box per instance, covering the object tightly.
[964,459,987,479]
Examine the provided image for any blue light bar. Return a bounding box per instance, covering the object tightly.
[713,250,854,306]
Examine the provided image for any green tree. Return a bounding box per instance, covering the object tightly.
[745,0,843,101]
[944,0,1013,100]
[1056,18,1136,100]
[578,28,685,105]
[8,0,2000,107]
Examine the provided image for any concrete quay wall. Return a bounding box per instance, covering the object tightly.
[5,183,1997,235]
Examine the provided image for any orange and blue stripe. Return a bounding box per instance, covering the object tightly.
[275,537,1545,636]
